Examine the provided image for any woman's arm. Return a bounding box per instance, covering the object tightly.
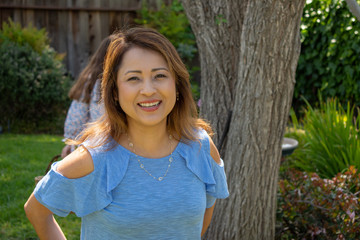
[201,136,222,236]
[25,146,94,239]
[201,203,215,236]
[24,193,66,240]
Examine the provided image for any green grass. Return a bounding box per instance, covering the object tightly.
[0,134,81,239]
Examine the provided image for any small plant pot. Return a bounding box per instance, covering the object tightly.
[282,137,298,157]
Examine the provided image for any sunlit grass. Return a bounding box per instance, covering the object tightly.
[0,134,81,239]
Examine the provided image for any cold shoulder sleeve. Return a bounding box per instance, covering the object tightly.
[177,129,229,208]
[33,142,129,217]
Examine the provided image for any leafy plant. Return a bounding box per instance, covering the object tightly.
[0,19,49,55]
[288,97,360,178]
[276,167,360,239]
[0,19,71,133]
[294,0,360,110]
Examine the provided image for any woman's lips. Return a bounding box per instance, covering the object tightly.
[137,100,161,112]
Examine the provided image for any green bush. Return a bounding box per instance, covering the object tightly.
[294,0,360,110]
[0,19,49,55]
[0,20,71,134]
[276,167,360,239]
[288,98,360,178]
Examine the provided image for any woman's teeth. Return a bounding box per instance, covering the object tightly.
[139,101,160,107]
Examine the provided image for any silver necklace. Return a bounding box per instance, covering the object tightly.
[127,134,174,181]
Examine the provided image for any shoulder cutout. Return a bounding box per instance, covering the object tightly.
[208,137,221,165]
[56,145,94,179]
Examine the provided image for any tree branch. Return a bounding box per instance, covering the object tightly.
[345,0,360,21]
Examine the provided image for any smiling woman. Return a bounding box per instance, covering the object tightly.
[24,27,229,239]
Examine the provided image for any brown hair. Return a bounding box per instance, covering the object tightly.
[72,27,212,148]
[68,36,112,103]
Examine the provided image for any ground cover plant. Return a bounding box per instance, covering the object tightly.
[276,167,360,239]
[0,134,80,239]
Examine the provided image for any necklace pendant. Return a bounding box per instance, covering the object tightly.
[140,164,144,168]
[158,177,163,181]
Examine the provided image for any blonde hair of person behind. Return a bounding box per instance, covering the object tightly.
[71,27,212,149]
[68,36,112,103]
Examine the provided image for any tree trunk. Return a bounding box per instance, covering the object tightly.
[181,1,306,239]
[345,0,360,21]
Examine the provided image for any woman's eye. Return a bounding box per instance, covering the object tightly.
[127,76,139,81]
[155,74,167,79]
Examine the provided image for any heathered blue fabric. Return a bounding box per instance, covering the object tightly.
[34,129,229,239]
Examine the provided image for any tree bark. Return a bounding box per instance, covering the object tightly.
[181,1,305,239]
[345,0,360,21]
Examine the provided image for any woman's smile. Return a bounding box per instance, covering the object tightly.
[137,100,162,112]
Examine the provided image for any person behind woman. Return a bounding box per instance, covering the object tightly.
[61,36,111,158]
[25,27,229,239]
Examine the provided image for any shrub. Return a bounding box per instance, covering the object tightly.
[294,0,360,110]
[0,19,71,134]
[276,167,360,239]
[0,19,49,54]
[288,97,360,179]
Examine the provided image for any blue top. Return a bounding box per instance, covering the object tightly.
[34,129,229,239]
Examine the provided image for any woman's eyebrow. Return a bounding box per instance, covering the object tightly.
[125,70,141,75]
[151,67,169,72]
[124,68,168,75]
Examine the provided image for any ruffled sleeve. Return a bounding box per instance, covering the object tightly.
[33,142,129,217]
[177,129,229,208]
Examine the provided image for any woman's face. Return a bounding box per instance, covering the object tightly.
[116,47,176,130]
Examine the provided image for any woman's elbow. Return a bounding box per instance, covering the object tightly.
[24,193,52,222]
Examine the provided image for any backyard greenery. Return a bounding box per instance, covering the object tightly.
[0,19,71,134]
[276,98,360,239]
[0,134,80,239]
[294,0,360,111]
[289,98,360,178]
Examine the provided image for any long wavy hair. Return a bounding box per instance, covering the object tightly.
[72,27,212,148]
[68,36,112,103]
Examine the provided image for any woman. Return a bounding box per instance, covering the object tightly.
[25,27,229,239]
[61,36,111,158]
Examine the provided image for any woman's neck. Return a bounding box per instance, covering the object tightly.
[123,125,174,158]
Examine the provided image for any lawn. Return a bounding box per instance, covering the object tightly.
[0,134,81,239]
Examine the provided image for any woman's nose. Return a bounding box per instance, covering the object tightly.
[140,78,156,96]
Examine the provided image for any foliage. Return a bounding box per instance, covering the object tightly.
[288,97,360,179]
[0,134,80,239]
[0,19,49,56]
[135,0,200,100]
[276,167,360,239]
[294,0,360,110]
[0,19,71,134]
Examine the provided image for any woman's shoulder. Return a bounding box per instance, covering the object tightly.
[56,139,130,179]
[56,146,94,179]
